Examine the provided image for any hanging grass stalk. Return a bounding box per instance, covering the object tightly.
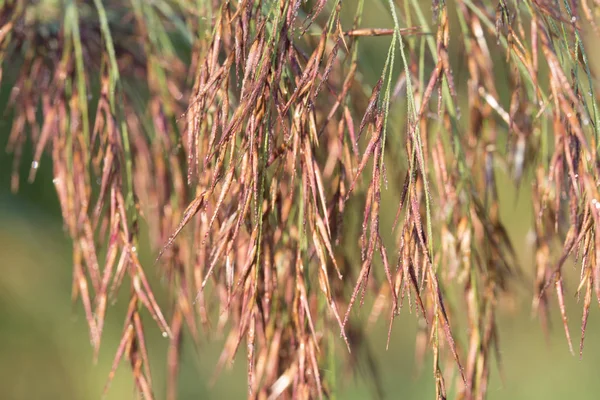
[2,0,600,399]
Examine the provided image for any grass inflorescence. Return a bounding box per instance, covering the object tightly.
[2,0,600,399]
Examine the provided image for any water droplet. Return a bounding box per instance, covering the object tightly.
[162,331,168,338]
[526,229,537,244]
[131,246,137,253]
[583,119,590,126]
[31,161,39,169]
[52,177,60,184]
[571,16,577,23]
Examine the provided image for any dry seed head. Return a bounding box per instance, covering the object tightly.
[2,0,600,399]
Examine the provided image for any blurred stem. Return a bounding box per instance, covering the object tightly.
[66,2,90,167]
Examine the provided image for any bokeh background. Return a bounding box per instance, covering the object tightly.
[2,1,600,399]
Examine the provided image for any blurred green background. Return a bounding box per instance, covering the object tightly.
[2,2,600,399]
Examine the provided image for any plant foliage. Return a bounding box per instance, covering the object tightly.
[2,0,600,398]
